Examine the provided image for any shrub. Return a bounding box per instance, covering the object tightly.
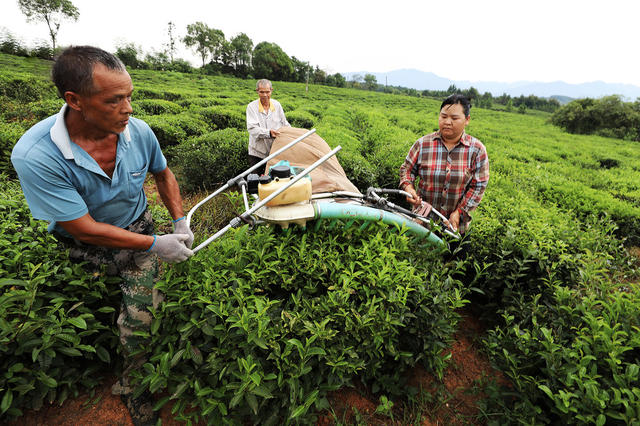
[161,91,183,102]
[286,110,315,129]
[133,88,164,100]
[132,99,183,116]
[336,150,378,190]
[138,221,465,424]
[0,33,29,57]
[183,98,226,108]
[0,73,55,103]
[29,44,53,60]
[468,173,640,424]
[0,180,121,421]
[481,282,640,424]
[166,128,248,191]
[0,122,26,177]
[195,106,246,130]
[166,59,193,74]
[551,96,640,140]
[132,89,182,102]
[1,98,63,126]
[300,106,324,119]
[141,113,210,148]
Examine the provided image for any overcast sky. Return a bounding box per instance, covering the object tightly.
[2,0,639,86]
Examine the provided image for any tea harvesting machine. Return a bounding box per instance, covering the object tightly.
[186,129,459,253]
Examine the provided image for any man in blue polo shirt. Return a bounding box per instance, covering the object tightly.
[11,46,192,425]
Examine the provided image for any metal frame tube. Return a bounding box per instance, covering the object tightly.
[186,128,317,228]
[191,145,342,253]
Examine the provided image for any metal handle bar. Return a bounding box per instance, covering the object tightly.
[191,145,342,253]
[186,128,317,228]
[366,188,460,238]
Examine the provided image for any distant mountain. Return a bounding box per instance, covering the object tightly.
[342,69,640,100]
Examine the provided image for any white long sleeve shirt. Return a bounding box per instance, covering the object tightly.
[246,98,290,158]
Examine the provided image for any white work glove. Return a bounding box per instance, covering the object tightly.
[148,234,193,263]
[173,217,194,249]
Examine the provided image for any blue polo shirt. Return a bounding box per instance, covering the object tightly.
[11,104,167,237]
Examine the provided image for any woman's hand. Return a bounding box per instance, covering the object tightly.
[448,209,461,232]
[404,185,422,207]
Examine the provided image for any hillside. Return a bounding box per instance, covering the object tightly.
[1,53,639,425]
[343,68,640,99]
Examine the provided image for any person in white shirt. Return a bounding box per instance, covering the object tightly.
[246,79,290,174]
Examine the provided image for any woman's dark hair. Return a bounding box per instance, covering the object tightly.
[52,45,125,98]
[440,94,471,117]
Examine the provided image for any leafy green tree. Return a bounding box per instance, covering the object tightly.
[144,50,171,70]
[313,66,327,84]
[364,73,377,90]
[496,92,510,105]
[115,42,142,69]
[291,56,311,83]
[183,22,224,67]
[208,28,225,63]
[463,86,479,102]
[479,92,493,109]
[17,0,79,50]
[252,41,294,81]
[505,99,514,112]
[551,95,640,139]
[0,31,29,56]
[229,33,253,76]
[326,73,346,88]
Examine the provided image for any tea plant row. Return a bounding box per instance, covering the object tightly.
[0,53,638,424]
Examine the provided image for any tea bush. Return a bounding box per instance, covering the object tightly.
[140,113,211,148]
[0,72,55,103]
[469,174,640,424]
[468,171,629,309]
[132,88,164,100]
[1,98,63,128]
[0,121,25,177]
[1,53,639,424]
[195,105,246,131]
[138,222,466,424]
[481,284,640,424]
[286,110,315,129]
[0,179,121,421]
[132,99,183,116]
[166,128,248,191]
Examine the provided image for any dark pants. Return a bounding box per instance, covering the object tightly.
[248,154,266,175]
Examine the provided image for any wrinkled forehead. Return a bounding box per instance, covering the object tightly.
[91,64,133,93]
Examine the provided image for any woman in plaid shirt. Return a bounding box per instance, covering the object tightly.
[399,94,489,234]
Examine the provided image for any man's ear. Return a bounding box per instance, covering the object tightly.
[64,91,83,111]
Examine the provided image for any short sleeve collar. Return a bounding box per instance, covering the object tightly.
[49,104,132,160]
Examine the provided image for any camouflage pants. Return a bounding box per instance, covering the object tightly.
[55,209,163,395]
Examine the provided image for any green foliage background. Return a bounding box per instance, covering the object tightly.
[0,53,639,424]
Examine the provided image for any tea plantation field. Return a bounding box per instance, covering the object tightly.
[1,53,639,424]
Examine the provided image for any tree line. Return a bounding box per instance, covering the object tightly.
[551,95,640,141]
[114,21,349,88]
[7,0,564,112]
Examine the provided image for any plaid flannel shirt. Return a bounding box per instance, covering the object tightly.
[399,131,489,232]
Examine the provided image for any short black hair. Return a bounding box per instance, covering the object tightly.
[440,94,471,117]
[52,45,126,98]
